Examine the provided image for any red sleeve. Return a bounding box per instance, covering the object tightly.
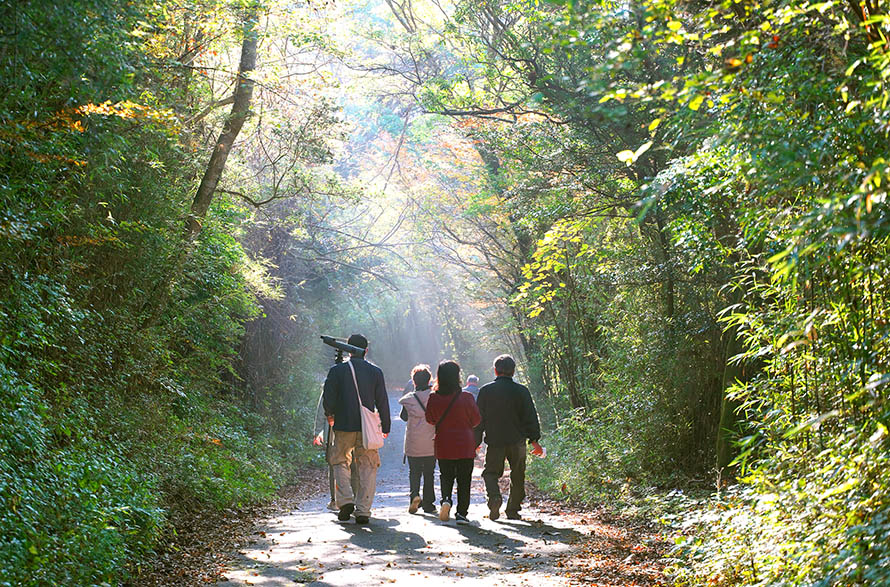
[425,394,441,425]
[466,394,481,428]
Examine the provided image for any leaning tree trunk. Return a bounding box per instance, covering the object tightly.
[139,5,259,328]
[185,4,258,239]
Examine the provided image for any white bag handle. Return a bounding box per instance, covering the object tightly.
[347,360,361,406]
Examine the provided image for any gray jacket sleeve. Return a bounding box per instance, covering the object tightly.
[322,365,338,419]
[314,391,327,438]
[376,369,391,434]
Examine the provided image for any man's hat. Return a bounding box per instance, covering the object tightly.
[347,334,368,349]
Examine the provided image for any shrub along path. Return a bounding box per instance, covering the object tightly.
[210,393,667,586]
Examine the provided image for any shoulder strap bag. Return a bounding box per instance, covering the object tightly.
[435,391,462,431]
[414,392,427,412]
[348,360,384,450]
[403,391,428,464]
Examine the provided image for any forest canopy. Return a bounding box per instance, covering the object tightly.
[1,0,889,584]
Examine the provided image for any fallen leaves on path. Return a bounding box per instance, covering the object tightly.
[525,484,668,586]
[128,467,327,586]
[140,456,667,586]
[470,454,667,585]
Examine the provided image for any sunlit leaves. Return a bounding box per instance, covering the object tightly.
[616,140,653,166]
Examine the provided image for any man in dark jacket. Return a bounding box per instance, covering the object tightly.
[475,354,543,521]
[323,334,391,524]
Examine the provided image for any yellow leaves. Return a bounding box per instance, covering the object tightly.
[725,57,743,69]
[688,95,705,111]
[869,422,887,446]
[55,235,122,247]
[616,140,653,165]
[74,100,178,128]
[3,100,179,164]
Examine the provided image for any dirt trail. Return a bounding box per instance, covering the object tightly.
[217,393,665,586]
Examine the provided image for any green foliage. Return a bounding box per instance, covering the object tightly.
[0,0,330,582]
[394,0,890,582]
[0,362,164,586]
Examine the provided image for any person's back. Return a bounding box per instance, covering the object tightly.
[462,374,480,401]
[476,376,539,447]
[425,360,481,524]
[324,356,390,435]
[398,364,437,515]
[321,334,390,525]
[427,390,479,459]
[475,354,542,521]
[400,386,435,457]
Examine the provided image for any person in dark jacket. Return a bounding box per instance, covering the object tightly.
[425,360,481,525]
[475,354,543,521]
[322,334,391,524]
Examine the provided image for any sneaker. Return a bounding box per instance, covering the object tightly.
[439,501,451,521]
[455,513,469,525]
[489,499,502,521]
[408,495,422,514]
[326,500,337,512]
[505,511,522,520]
[355,515,370,524]
[337,503,355,521]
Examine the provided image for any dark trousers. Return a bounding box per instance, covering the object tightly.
[482,441,527,514]
[438,458,474,516]
[407,455,437,510]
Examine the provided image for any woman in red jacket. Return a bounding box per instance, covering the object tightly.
[426,360,481,525]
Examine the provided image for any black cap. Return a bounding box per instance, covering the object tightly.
[347,334,368,349]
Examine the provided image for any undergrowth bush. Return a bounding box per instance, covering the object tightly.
[0,365,164,586]
[668,424,890,586]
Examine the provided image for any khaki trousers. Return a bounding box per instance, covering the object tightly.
[329,429,380,516]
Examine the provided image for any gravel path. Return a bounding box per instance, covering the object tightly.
[218,392,585,586]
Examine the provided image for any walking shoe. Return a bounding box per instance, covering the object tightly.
[455,513,469,525]
[326,500,337,512]
[505,511,522,520]
[355,515,370,524]
[337,503,355,521]
[489,499,502,521]
[439,500,451,521]
[408,495,422,514]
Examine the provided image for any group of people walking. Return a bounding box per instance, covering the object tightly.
[319,334,543,525]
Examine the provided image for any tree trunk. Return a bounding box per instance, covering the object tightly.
[185,4,259,239]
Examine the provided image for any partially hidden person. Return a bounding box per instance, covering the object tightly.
[398,364,437,515]
[322,334,391,525]
[463,374,480,401]
[313,389,359,512]
[475,354,543,521]
[425,360,481,525]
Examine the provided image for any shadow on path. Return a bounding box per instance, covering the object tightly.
[218,394,590,586]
